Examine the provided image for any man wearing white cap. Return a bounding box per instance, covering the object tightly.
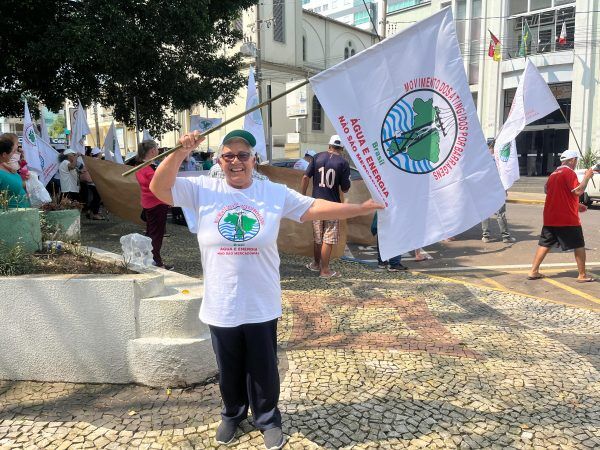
[293,150,316,171]
[58,149,80,201]
[301,135,351,278]
[528,149,595,282]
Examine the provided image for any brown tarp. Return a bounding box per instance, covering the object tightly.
[84,157,144,226]
[85,158,375,257]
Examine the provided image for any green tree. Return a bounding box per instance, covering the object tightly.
[0,0,255,135]
[48,115,66,139]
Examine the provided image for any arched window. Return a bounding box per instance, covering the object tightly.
[344,40,354,60]
[312,95,323,131]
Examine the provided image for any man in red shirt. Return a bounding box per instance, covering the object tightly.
[528,149,595,282]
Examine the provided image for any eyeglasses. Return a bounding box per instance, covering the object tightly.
[220,152,252,162]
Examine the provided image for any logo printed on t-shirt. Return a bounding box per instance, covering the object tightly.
[217,206,261,242]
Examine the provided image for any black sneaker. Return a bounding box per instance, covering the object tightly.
[388,264,408,272]
[263,427,285,450]
[152,262,174,271]
[215,421,238,445]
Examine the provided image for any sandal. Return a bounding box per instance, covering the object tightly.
[305,262,320,272]
[576,277,595,283]
[527,274,546,280]
[320,271,341,279]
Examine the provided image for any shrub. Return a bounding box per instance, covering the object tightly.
[39,196,83,212]
[577,148,599,170]
[0,241,36,276]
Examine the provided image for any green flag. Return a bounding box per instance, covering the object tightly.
[518,20,531,57]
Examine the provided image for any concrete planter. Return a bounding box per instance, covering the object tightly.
[0,208,42,252]
[42,209,81,242]
[0,248,216,387]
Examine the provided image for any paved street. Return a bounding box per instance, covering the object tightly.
[348,202,600,310]
[2,256,600,447]
[1,202,600,448]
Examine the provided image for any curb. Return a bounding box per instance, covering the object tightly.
[507,198,545,205]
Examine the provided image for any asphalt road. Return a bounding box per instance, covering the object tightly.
[348,202,600,310]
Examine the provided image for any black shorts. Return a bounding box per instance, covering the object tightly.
[538,226,585,251]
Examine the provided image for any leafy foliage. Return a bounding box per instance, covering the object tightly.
[577,148,599,170]
[0,0,255,135]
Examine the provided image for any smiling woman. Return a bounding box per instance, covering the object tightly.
[149,128,383,449]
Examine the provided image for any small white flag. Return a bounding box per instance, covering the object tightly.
[36,137,60,186]
[103,122,123,164]
[243,66,267,162]
[190,116,222,133]
[494,59,559,189]
[22,100,43,173]
[142,129,154,141]
[71,100,91,154]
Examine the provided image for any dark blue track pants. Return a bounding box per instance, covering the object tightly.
[209,319,282,430]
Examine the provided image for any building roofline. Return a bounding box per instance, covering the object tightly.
[302,9,379,38]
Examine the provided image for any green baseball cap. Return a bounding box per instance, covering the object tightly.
[222,129,256,148]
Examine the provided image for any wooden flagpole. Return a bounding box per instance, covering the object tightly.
[122,79,310,177]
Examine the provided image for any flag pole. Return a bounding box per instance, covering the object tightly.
[558,107,583,158]
[122,79,311,177]
[558,107,596,187]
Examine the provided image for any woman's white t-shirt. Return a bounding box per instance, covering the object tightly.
[171,176,314,327]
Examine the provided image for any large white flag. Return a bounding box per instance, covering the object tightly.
[243,66,267,162]
[103,122,123,164]
[71,100,91,154]
[22,101,43,173]
[310,8,505,260]
[494,59,559,189]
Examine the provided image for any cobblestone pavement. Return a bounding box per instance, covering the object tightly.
[2,252,600,449]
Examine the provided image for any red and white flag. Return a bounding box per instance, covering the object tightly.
[558,22,567,44]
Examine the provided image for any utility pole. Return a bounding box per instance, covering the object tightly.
[381,0,388,38]
[133,96,140,149]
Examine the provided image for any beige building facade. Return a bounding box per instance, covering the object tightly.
[386,0,599,176]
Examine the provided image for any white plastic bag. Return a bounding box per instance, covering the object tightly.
[120,233,154,267]
[25,175,52,207]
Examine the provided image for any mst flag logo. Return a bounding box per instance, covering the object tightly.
[381,88,458,174]
[25,125,37,145]
[217,206,261,242]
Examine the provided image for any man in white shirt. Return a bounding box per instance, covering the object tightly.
[293,150,316,171]
[58,149,79,201]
